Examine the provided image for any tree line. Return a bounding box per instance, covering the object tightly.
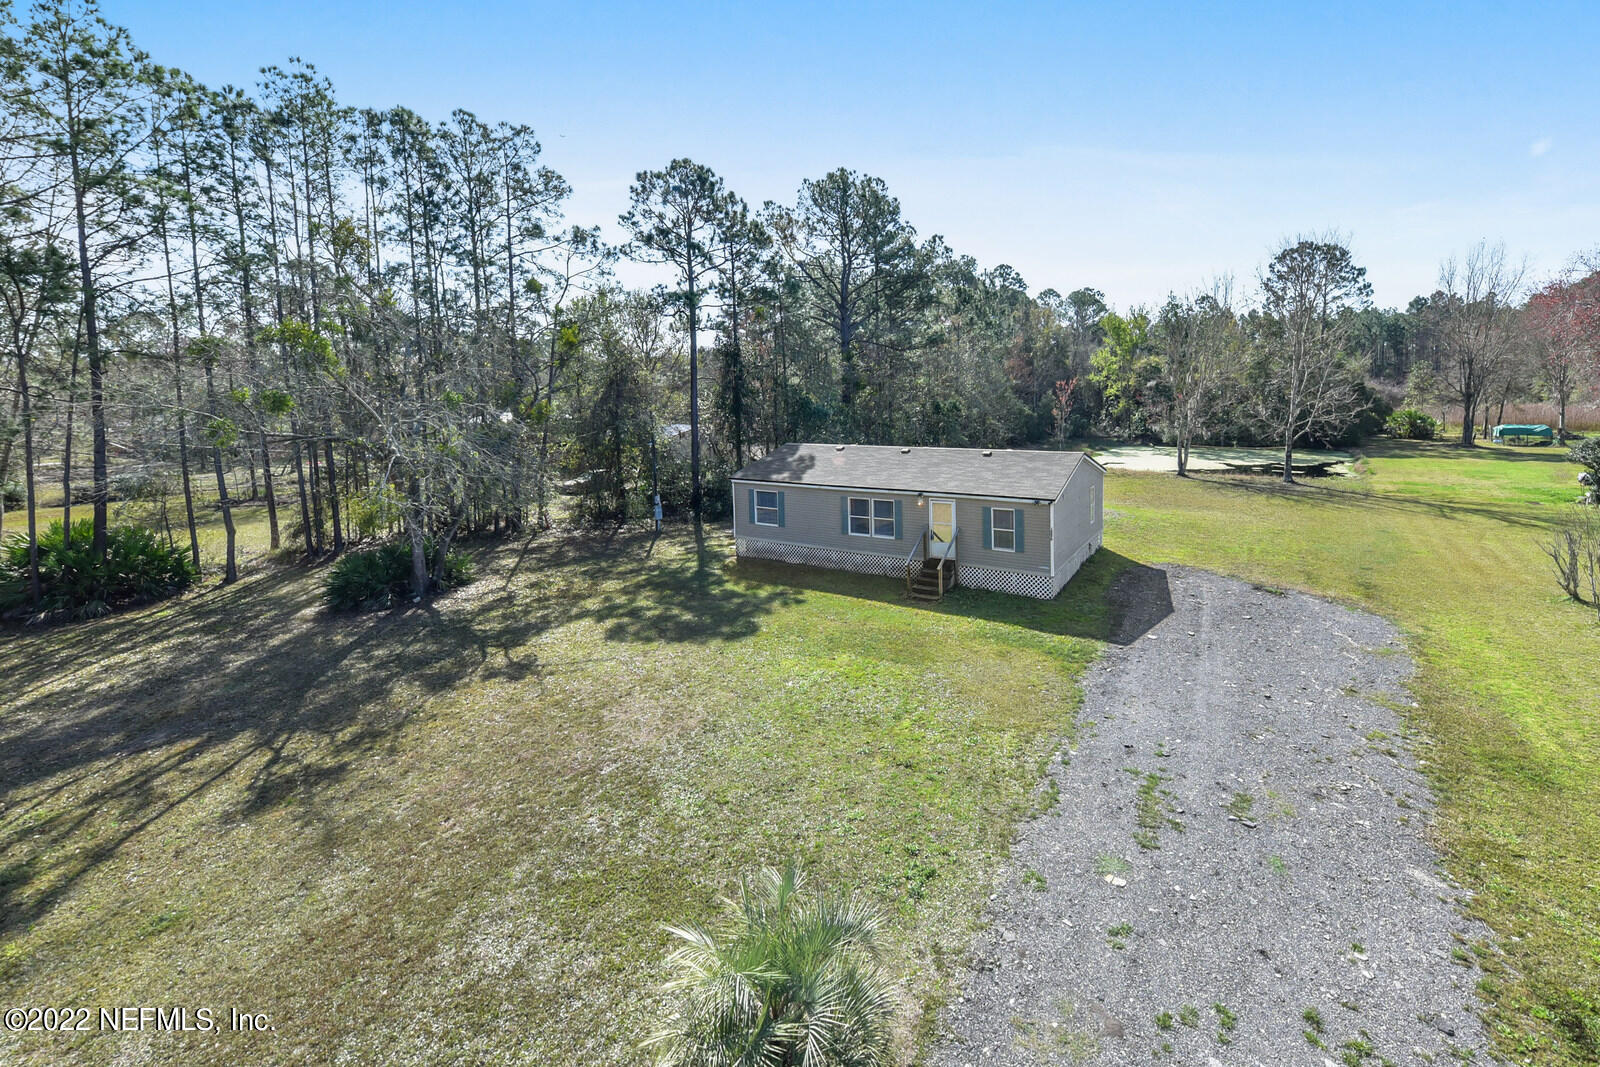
[1,0,1596,607]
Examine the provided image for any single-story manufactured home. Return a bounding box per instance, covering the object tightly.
[730,443,1104,599]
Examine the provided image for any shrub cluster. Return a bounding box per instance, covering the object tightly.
[324,539,474,612]
[0,519,196,620]
[1385,408,1439,440]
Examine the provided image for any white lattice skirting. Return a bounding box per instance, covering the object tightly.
[957,564,1055,598]
[736,537,903,577]
[737,536,1070,599]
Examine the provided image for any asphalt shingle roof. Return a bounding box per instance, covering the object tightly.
[732,443,1087,501]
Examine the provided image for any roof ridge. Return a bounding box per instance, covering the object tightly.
[732,442,1086,501]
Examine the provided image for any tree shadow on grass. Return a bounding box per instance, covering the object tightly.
[1197,472,1561,530]
[1360,438,1570,464]
[0,543,574,940]
[568,519,803,644]
[722,546,1167,646]
[0,520,1144,944]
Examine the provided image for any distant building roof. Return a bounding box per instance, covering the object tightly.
[732,443,1090,501]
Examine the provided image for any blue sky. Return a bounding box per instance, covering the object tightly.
[99,0,1600,308]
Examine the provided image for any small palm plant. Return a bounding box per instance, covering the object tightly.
[646,861,895,1067]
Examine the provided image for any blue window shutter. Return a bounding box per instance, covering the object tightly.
[893,499,903,539]
[1014,510,1025,553]
[748,488,756,525]
[777,491,786,528]
[982,506,992,550]
[841,495,848,535]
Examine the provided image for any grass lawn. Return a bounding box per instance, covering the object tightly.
[1,438,1596,1065]
[0,510,1112,1065]
[1107,439,1600,1064]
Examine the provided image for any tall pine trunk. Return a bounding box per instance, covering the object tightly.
[537,322,558,527]
[203,362,238,582]
[687,268,701,516]
[19,348,40,607]
[182,126,237,581]
[225,130,278,550]
[6,330,41,605]
[67,138,109,560]
[263,153,316,555]
[260,430,279,550]
[0,380,20,539]
[61,313,81,545]
[155,158,203,570]
[323,439,343,554]
[503,163,524,530]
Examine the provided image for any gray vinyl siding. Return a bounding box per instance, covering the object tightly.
[945,496,1052,573]
[1050,462,1104,578]
[733,480,1054,575]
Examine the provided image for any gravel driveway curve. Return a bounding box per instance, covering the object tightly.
[929,566,1488,1067]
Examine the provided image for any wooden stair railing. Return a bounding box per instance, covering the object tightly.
[904,528,931,595]
[907,527,958,601]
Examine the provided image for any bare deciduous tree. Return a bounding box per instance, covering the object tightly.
[1436,241,1527,445]
[1257,235,1372,483]
[1154,277,1239,476]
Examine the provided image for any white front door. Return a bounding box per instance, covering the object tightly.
[929,499,955,546]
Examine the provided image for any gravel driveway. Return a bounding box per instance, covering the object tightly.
[929,566,1488,1067]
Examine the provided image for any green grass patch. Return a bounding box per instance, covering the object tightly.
[1130,768,1182,850]
[1106,439,1599,1063]
[1214,1001,1239,1044]
[5,439,1597,1064]
[0,521,1116,1064]
[1093,853,1131,877]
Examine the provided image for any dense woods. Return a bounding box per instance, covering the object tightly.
[1,0,1597,613]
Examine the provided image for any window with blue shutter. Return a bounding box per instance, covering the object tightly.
[991,508,1017,552]
[982,506,992,550]
[753,489,781,526]
[848,497,869,535]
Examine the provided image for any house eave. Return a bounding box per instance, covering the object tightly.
[729,476,1063,507]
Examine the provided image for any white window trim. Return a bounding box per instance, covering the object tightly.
[991,507,1018,553]
[753,489,781,527]
[848,496,897,539]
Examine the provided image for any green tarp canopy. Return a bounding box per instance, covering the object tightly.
[1492,424,1553,439]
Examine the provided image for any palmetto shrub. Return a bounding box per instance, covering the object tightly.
[0,519,196,619]
[323,538,474,612]
[646,862,895,1067]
